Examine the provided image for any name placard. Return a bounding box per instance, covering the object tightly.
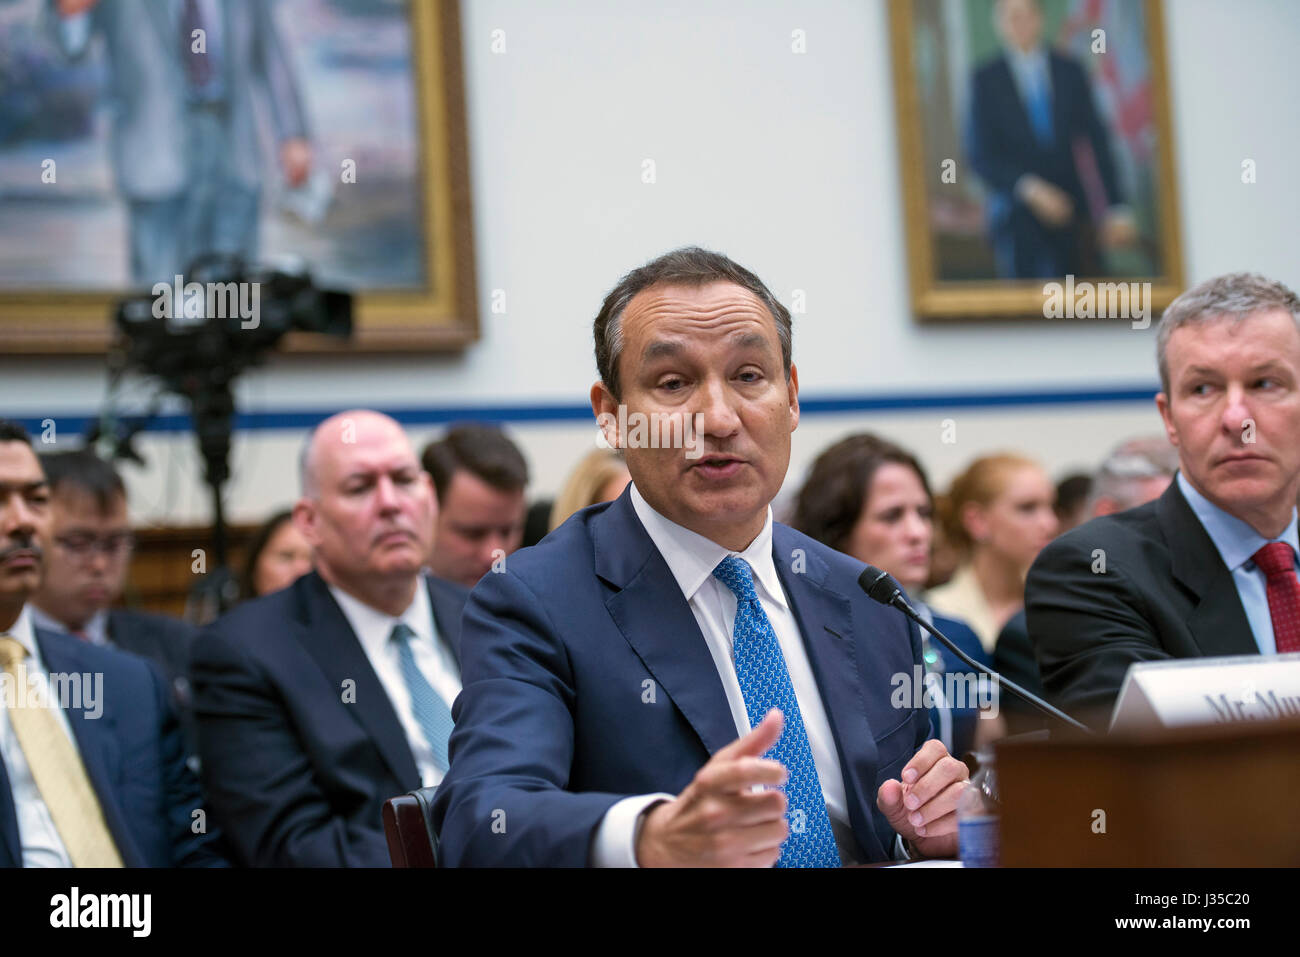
[1109,653,1300,732]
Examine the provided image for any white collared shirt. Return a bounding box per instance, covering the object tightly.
[327,578,461,788]
[0,605,77,867]
[591,483,856,867]
[29,605,110,647]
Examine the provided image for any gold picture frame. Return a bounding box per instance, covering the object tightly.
[0,0,477,354]
[888,0,1184,320]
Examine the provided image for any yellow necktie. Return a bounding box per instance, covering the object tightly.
[0,635,123,867]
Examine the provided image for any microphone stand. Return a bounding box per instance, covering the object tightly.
[858,567,1093,735]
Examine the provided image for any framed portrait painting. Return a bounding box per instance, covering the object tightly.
[0,0,476,352]
[889,0,1184,320]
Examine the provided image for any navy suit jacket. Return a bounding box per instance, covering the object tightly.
[191,571,468,867]
[432,487,933,866]
[928,612,990,760]
[0,627,225,867]
[109,608,198,756]
[966,49,1124,277]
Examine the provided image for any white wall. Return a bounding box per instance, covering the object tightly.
[3,0,1297,525]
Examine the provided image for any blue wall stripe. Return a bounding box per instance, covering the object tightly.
[11,383,1159,437]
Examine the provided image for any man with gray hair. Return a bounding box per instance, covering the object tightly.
[191,410,469,865]
[1026,272,1300,728]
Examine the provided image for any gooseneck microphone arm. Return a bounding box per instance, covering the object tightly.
[857,565,1093,735]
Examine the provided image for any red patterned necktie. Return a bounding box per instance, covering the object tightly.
[1251,542,1300,653]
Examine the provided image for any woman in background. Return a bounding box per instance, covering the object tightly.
[927,454,1059,653]
[548,447,631,532]
[791,433,992,758]
[241,509,314,600]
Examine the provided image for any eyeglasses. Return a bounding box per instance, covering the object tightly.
[53,532,136,560]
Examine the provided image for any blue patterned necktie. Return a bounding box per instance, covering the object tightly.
[390,623,455,772]
[712,555,841,867]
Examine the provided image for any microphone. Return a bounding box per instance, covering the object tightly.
[857,565,1092,735]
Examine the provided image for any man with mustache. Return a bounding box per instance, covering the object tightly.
[1027,273,1300,728]
[433,248,968,867]
[0,421,224,867]
[191,410,469,865]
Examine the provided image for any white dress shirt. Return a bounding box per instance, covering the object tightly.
[29,605,109,647]
[327,578,461,788]
[591,484,858,867]
[0,605,77,867]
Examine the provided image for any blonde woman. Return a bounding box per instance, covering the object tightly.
[549,448,632,532]
[927,453,1059,653]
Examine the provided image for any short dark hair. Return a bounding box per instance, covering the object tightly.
[790,433,932,554]
[0,420,33,446]
[421,424,529,506]
[592,246,793,400]
[39,449,127,513]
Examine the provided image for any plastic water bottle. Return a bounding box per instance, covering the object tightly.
[957,751,999,867]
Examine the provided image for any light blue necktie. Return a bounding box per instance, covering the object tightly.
[712,555,841,868]
[390,623,455,772]
[1024,62,1054,145]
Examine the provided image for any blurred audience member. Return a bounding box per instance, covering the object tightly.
[29,449,198,751]
[997,436,1176,733]
[1085,436,1179,516]
[422,424,529,587]
[1053,473,1093,533]
[0,422,224,867]
[549,448,631,532]
[240,508,313,599]
[924,500,962,589]
[192,411,468,866]
[1028,273,1300,727]
[791,433,992,758]
[928,454,1058,652]
[521,499,554,549]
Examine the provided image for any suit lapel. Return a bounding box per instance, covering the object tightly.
[1160,480,1260,657]
[0,753,18,867]
[771,529,867,747]
[35,632,142,866]
[771,529,882,858]
[595,490,737,757]
[292,575,421,788]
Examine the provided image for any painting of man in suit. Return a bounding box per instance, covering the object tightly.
[0,0,429,293]
[49,0,311,285]
[966,0,1136,278]
[895,0,1175,294]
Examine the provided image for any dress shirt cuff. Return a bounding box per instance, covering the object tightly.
[894,833,913,862]
[590,793,674,867]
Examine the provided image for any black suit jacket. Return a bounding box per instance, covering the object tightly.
[108,608,198,756]
[190,571,468,866]
[1,628,226,867]
[1025,479,1259,729]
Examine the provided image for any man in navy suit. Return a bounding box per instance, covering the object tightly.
[433,248,969,867]
[966,0,1136,278]
[0,420,223,867]
[30,450,198,756]
[192,411,469,866]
